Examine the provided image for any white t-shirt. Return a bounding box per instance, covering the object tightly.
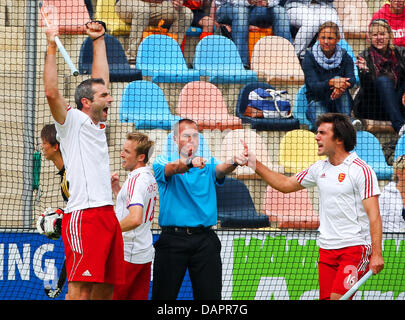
[55,107,113,213]
[115,166,157,264]
[296,152,381,249]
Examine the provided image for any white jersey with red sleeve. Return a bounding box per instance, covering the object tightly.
[115,166,157,264]
[55,107,113,213]
[296,152,381,250]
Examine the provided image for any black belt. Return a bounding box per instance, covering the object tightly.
[161,226,212,235]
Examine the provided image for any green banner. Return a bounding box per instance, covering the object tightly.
[218,232,405,300]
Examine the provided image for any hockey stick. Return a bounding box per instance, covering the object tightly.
[339,270,373,300]
[39,1,79,76]
[44,259,67,299]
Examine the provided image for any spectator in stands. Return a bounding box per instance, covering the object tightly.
[213,0,293,69]
[379,155,405,233]
[151,118,248,300]
[184,0,216,39]
[354,19,405,136]
[115,0,193,64]
[284,0,343,60]
[371,0,405,48]
[301,22,359,130]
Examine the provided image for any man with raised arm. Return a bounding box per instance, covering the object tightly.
[43,21,125,300]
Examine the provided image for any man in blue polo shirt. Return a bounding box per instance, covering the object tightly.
[152,119,248,300]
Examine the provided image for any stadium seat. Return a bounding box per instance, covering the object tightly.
[119,80,182,129]
[39,0,91,34]
[193,35,258,84]
[293,85,313,130]
[394,135,405,161]
[219,128,284,178]
[279,129,326,174]
[164,132,212,160]
[216,177,270,228]
[251,36,305,85]
[264,186,319,229]
[235,82,300,131]
[248,26,273,62]
[176,81,243,130]
[354,131,393,180]
[334,0,371,39]
[136,34,200,83]
[78,34,142,82]
[94,0,131,36]
[337,39,360,84]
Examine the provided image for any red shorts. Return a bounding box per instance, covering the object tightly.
[62,205,125,285]
[113,261,152,300]
[318,245,372,300]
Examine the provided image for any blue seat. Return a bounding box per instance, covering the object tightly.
[119,80,182,129]
[355,131,393,180]
[235,82,300,131]
[136,34,200,83]
[216,177,270,228]
[78,34,142,82]
[338,39,360,84]
[293,85,313,130]
[193,35,258,84]
[394,135,405,161]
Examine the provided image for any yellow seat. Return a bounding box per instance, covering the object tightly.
[95,0,175,39]
[95,0,130,36]
[251,36,304,86]
[278,129,325,174]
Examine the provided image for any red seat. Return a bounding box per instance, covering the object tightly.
[40,0,91,34]
[176,81,243,131]
[264,186,319,229]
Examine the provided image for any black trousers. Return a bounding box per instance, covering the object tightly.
[152,227,222,300]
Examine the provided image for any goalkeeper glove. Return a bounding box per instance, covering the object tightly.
[36,208,64,240]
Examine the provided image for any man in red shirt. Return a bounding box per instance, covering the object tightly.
[371,0,405,47]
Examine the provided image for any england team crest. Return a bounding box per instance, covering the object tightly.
[338,173,346,182]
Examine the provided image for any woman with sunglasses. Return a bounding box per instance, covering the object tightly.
[371,0,405,48]
[354,19,405,135]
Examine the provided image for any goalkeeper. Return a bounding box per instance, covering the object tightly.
[37,124,69,299]
[37,123,68,240]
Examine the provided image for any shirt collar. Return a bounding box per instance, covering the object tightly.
[325,151,359,166]
[128,166,152,178]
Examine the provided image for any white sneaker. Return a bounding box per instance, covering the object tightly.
[352,119,363,131]
[399,124,405,137]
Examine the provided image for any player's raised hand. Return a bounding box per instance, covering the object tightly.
[45,24,59,45]
[85,21,106,40]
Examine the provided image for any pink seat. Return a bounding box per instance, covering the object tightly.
[264,186,319,229]
[334,0,371,39]
[40,0,91,34]
[176,81,243,131]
